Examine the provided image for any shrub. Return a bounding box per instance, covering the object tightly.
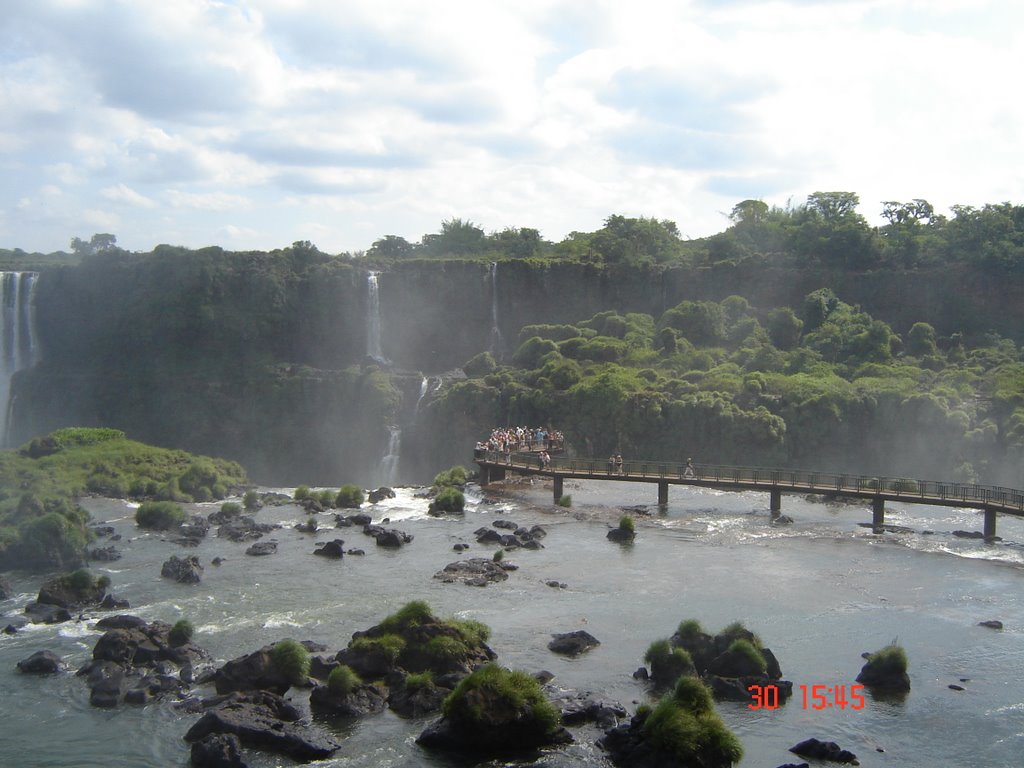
[327,665,361,696]
[676,619,704,640]
[404,670,434,693]
[443,664,559,734]
[450,618,492,646]
[336,484,365,508]
[645,639,695,684]
[219,501,242,516]
[379,600,435,633]
[642,677,742,766]
[65,567,96,593]
[864,643,908,676]
[242,490,260,510]
[423,635,470,665]
[169,619,194,646]
[350,634,406,664]
[492,549,504,562]
[96,574,111,590]
[727,638,767,673]
[432,466,468,488]
[271,639,310,686]
[557,494,572,507]
[432,487,465,513]
[719,620,761,648]
[178,460,223,500]
[14,512,88,569]
[135,501,186,530]
[619,515,635,534]
[294,485,310,501]
[50,427,126,447]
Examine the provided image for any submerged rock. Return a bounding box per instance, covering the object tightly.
[548,630,601,657]
[433,558,511,587]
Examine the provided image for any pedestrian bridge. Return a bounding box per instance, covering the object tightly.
[473,450,1024,539]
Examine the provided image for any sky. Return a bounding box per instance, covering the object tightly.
[1,0,1022,255]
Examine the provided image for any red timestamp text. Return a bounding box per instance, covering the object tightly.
[748,684,865,711]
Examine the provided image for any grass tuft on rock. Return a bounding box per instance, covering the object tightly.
[136,501,186,530]
[443,663,559,734]
[327,664,361,697]
[642,677,742,767]
[271,639,311,686]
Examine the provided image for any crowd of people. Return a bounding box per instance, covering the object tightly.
[478,426,564,455]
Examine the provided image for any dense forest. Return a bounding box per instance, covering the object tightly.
[2,191,1023,491]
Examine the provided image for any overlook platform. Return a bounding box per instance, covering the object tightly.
[474,450,1024,539]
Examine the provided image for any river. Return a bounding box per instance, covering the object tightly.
[1,477,1023,767]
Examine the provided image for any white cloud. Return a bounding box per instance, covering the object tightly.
[1,0,1022,252]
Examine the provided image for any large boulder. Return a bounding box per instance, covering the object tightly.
[17,649,64,674]
[212,645,297,696]
[433,558,512,587]
[416,664,571,756]
[162,555,204,584]
[548,630,601,657]
[189,733,247,768]
[184,691,341,762]
[789,738,858,764]
[309,681,387,717]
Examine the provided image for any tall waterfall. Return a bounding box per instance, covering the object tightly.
[487,262,503,359]
[1,271,39,445]
[366,271,386,363]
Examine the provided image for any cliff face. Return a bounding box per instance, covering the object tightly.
[7,251,1022,485]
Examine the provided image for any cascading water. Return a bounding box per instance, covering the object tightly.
[366,271,386,363]
[1,271,39,445]
[378,425,401,487]
[413,376,428,419]
[487,262,503,359]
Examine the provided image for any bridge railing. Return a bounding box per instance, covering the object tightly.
[475,450,1024,512]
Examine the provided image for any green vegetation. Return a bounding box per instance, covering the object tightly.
[135,501,186,530]
[327,665,361,697]
[432,466,468,489]
[718,621,762,649]
[350,634,406,664]
[443,663,559,735]
[644,639,695,685]
[219,501,242,516]
[294,485,310,501]
[450,618,492,646]
[242,490,260,510]
[0,428,246,569]
[676,619,704,640]
[379,600,434,632]
[618,515,635,534]
[726,638,767,673]
[335,484,365,508]
[863,643,908,676]
[432,486,465,513]
[492,548,504,562]
[641,677,743,767]
[556,494,572,507]
[270,639,311,686]
[404,670,434,692]
[169,619,194,646]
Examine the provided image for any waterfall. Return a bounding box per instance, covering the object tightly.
[1,272,39,445]
[413,376,428,419]
[379,425,401,487]
[487,262,503,359]
[366,271,386,363]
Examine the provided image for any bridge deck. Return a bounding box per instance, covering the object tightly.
[474,450,1024,516]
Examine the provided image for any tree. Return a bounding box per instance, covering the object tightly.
[729,199,769,226]
[368,235,414,259]
[590,215,685,265]
[488,227,543,259]
[906,322,938,357]
[421,219,486,256]
[70,233,118,256]
[766,307,803,350]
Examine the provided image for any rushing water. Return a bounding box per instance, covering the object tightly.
[0,271,39,445]
[2,479,1024,767]
[366,272,385,363]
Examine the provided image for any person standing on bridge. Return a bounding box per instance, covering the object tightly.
[608,455,616,474]
[684,458,695,478]
[615,454,624,475]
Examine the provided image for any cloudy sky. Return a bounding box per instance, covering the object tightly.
[2,0,1022,254]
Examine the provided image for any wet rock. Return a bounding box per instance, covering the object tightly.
[190,733,247,768]
[309,681,388,717]
[23,602,72,625]
[552,690,627,730]
[313,539,345,559]
[162,555,204,584]
[368,487,396,504]
[217,517,277,543]
[17,649,64,674]
[548,630,600,657]
[212,645,296,696]
[789,737,858,764]
[88,545,122,562]
[978,620,1003,629]
[387,674,450,718]
[346,548,365,556]
[184,690,341,762]
[245,541,277,556]
[606,527,635,543]
[433,558,510,587]
[99,593,130,610]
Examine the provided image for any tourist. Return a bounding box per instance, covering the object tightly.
[615,454,624,475]
[684,458,695,478]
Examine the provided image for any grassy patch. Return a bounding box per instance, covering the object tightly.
[328,664,361,696]
[443,663,559,734]
[271,639,311,686]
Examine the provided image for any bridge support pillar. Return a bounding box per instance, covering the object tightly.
[553,476,563,504]
[871,497,885,532]
[769,489,782,518]
[658,481,668,507]
[479,464,505,485]
[984,508,997,540]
